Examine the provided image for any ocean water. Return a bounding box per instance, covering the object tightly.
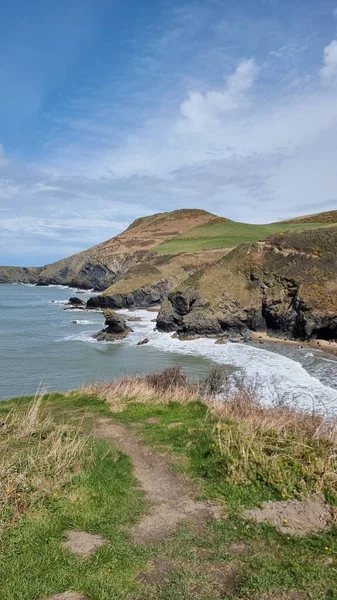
[0,284,336,415]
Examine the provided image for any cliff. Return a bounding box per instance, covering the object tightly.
[157,227,337,341]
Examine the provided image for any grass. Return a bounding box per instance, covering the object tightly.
[0,395,90,536]
[152,220,337,255]
[1,370,337,599]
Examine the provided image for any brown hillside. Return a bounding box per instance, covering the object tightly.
[283,210,337,224]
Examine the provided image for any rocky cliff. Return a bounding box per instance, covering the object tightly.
[157,227,337,341]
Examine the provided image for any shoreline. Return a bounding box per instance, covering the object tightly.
[251,332,337,357]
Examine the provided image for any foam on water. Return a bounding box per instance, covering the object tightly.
[71,320,96,325]
[57,307,337,414]
[122,310,337,413]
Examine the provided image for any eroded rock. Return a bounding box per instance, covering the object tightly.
[93,310,132,341]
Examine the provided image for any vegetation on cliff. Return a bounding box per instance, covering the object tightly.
[157,226,337,341]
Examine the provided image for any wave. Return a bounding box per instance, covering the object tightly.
[71,319,96,325]
[57,307,337,414]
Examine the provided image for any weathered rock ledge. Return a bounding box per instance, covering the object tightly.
[87,281,171,311]
[157,288,337,343]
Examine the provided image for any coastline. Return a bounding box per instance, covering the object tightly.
[252,332,337,357]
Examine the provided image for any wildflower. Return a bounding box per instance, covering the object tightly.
[283,519,288,524]
[324,547,330,551]
[286,537,291,540]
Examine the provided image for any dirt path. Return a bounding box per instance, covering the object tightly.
[94,417,221,543]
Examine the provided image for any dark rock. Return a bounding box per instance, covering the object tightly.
[93,309,132,342]
[68,297,86,306]
[93,330,129,342]
[87,281,171,311]
[137,338,150,345]
[104,310,128,333]
[157,293,252,340]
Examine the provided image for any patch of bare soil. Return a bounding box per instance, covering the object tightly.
[63,530,107,558]
[44,594,88,600]
[94,418,222,543]
[136,559,175,587]
[244,495,334,537]
[188,562,242,598]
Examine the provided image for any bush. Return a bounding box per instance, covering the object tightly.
[200,364,229,396]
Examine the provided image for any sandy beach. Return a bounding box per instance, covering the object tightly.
[252,332,337,357]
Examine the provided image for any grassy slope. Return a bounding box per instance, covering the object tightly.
[152,220,337,255]
[1,392,336,600]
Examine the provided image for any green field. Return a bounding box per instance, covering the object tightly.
[152,220,336,255]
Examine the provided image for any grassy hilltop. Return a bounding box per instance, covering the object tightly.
[1,368,337,600]
[152,210,337,255]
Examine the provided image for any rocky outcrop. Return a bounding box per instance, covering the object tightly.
[93,310,132,342]
[68,297,86,306]
[0,266,40,284]
[157,228,337,342]
[87,281,171,310]
[157,293,252,341]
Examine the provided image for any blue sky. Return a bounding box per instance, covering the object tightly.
[1,0,337,265]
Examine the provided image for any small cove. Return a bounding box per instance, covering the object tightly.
[0,284,336,416]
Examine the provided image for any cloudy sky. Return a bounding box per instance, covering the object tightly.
[1,0,337,265]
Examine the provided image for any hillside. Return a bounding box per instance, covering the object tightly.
[0,209,220,290]
[1,208,336,302]
[157,226,337,341]
[153,210,337,255]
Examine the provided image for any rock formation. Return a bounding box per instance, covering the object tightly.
[93,310,132,342]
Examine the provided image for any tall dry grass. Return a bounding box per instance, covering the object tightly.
[83,366,199,412]
[207,376,337,497]
[84,364,337,499]
[0,395,90,534]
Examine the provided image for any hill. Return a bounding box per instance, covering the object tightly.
[157,226,337,341]
[1,209,336,306]
[152,210,337,255]
[0,209,220,290]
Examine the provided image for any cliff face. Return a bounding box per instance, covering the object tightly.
[157,228,337,341]
[0,209,219,290]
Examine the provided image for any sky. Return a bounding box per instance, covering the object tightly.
[1,0,337,265]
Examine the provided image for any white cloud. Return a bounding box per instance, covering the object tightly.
[177,59,258,133]
[2,12,337,265]
[320,40,337,82]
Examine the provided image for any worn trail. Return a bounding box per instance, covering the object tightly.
[94,417,221,543]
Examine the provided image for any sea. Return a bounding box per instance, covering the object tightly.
[0,284,337,415]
